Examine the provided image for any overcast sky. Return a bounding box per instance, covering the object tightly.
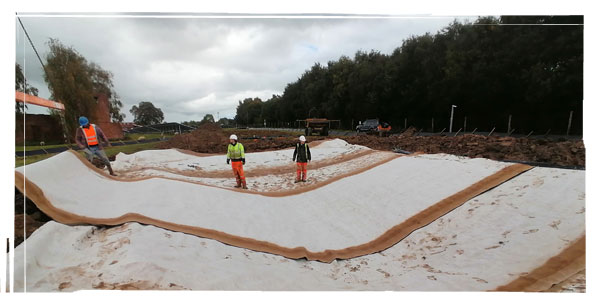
[15,15,475,122]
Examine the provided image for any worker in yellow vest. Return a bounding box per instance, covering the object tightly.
[226,134,247,189]
[75,116,116,176]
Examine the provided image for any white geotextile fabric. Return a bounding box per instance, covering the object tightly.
[16,150,511,252]
[118,151,397,192]
[13,167,584,291]
[111,139,368,173]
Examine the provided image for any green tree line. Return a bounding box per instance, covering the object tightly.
[234,16,583,134]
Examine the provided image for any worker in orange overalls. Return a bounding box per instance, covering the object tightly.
[75,116,116,176]
[377,121,392,137]
[226,134,247,189]
[292,135,311,183]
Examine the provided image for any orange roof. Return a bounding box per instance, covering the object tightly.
[15,91,65,111]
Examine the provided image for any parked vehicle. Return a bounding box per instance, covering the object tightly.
[356,119,392,136]
[356,119,380,133]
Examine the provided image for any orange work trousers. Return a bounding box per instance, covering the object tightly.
[296,162,308,181]
[231,161,246,187]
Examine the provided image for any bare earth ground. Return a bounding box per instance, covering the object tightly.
[160,125,585,167]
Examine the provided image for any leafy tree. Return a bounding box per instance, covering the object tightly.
[233,16,583,134]
[130,101,164,125]
[200,114,215,124]
[234,98,264,125]
[217,118,234,127]
[15,63,39,113]
[182,120,201,128]
[43,38,125,139]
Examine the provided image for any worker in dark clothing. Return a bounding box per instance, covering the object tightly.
[75,116,116,176]
[292,135,311,183]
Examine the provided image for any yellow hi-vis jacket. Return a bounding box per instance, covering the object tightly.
[227,142,245,160]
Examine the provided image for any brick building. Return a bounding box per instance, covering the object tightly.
[15,114,64,145]
[91,93,123,140]
[15,93,124,144]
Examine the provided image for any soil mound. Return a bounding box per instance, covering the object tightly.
[158,126,327,153]
[340,134,585,167]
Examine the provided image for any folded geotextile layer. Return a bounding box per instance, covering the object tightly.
[112,139,370,175]
[15,150,531,262]
[14,166,585,291]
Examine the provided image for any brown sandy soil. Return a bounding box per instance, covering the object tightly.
[14,189,52,246]
[14,214,45,246]
[158,125,584,167]
[158,123,327,153]
[341,128,585,167]
[547,270,586,293]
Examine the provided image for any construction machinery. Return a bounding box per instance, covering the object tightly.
[296,118,341,136]
[304,118,329,136]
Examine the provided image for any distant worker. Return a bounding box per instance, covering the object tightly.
[226,134,247,189]
[292,135,311,183]
[75,116,116,176]
[377,122,392,137]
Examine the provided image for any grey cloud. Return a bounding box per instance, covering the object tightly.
[16,16,471,121]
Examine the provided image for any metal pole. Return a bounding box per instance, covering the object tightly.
[449,105,457,133]
[567,110,573,136]
[404,118,407,129]
[454,128,463,137]
[463,116,467,131]
[526,131,533,138]
[507,114,512,134]
[488,127,496,137]
[431,118,434,132]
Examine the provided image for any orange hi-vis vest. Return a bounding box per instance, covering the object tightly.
[82,124,99,146]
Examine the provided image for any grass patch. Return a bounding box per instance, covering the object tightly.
[15,144,70,152]
[103,141,162,157]
[123,132,173,141]
[15,133,173,152]
[15,154,59,167]
[15,141,162,168]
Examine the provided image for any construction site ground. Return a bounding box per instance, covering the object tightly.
[159,124,585,167]
[13,124,585,291]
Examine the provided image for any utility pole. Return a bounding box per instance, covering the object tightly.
[463,116,467,132]
[449,105,457,133]
[507,114,512,134]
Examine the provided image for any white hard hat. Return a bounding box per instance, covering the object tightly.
[299,135,306,142]
[229,134,238,140]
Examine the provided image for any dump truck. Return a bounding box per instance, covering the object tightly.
[304,118,330,136]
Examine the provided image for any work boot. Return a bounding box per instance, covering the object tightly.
[242,182,248,189]
[107,164,117,176]
[302,179,307,182]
